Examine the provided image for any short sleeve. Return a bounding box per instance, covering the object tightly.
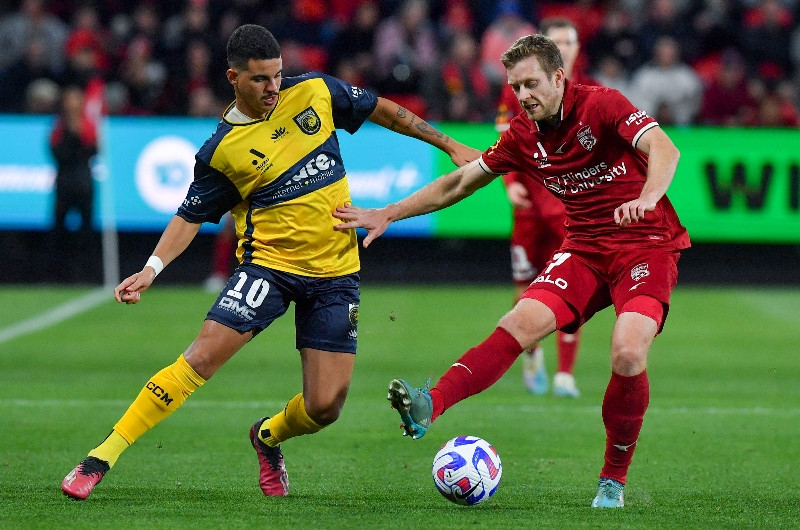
[480,128,524,175]
[176,159,243,224]
[602,89,659,150]
[319,73,379,134]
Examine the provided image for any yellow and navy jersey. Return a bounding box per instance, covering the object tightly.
[177,72,378,277]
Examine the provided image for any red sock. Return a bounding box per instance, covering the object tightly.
[600,371,649,484]
[430,327,523,421]
[556,330,580,374]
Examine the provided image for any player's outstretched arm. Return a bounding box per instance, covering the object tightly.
[334,159,496,247]
[367,97,482,167]
[115,216,202,304]
[614,127,680,227]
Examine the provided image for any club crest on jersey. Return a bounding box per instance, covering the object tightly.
[631,262,650,281]
[293,106,322,135]
[577,125,596,151]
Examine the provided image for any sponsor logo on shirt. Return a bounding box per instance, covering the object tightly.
[543,162,628,195]
[625,110,649,126]
[249,148,274,175]
[271,127,288,141]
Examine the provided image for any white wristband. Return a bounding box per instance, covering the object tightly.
[145,256,164,277]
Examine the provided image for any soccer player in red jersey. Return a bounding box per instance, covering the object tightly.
[334,33,690,508]
[496,17,600,398]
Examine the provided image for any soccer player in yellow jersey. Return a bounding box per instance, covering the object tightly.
[61,24,480,500]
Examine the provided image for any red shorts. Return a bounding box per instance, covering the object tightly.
[521,244,681,334]
[510,212,566,285]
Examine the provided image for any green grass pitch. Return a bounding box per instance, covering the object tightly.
[1,284,798,528]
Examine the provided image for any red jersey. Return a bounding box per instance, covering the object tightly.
[482,80,690,251]
[495,84,564,220]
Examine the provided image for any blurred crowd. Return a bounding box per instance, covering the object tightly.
[1,0,799,126]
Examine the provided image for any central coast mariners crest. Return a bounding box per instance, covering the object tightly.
[293,106,322,135]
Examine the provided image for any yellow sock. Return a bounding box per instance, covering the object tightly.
[88,430,129,467]
[259,393,323,447]
[104,355,205,461]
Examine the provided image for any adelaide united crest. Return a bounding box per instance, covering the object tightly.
[577,125,596,151]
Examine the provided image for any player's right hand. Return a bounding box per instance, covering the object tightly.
[114,269,156,304]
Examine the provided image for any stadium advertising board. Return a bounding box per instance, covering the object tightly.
[0,116,797,242]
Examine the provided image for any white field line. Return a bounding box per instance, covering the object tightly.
[0,289,110,345]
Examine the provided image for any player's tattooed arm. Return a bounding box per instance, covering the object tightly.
[370,97,480,166]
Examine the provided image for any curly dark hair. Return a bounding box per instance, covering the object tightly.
[226,24,281,70]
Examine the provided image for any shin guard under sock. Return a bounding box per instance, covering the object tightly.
[109,355,205,453]
[431,327,523,421]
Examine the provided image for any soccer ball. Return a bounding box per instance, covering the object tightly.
[431,435,502,506]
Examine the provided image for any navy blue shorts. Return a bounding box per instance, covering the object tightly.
[206,263,360,354]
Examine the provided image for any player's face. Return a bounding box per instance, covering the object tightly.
[545,27,579,74]
[506,56,565,122]
[227,57,283,118]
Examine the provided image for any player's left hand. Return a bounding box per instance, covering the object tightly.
[614,198,656,227]
[333,205,391,248]
[449,144,482,168]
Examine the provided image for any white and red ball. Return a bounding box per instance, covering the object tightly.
[431,435,502,506]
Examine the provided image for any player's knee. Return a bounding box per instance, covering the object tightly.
[500,299,557,348]
[610,341,647,376]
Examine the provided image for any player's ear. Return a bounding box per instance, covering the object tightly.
[226,68,238,85]
[554,67,566,87]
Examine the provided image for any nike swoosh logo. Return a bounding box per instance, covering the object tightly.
[613,441,637,452]
[453,480,482,500]
[629,282,646,291]
[555,142,567,154]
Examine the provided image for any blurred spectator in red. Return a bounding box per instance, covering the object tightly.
[424,31,495,122]
[440,0,477,41]
[373,0,439,97]
[49,85,99,281]
[741,0,793,83]
[64,4,112,76]
[536,0,605,48]
[480,0,536,88]
[117,35,167,115]
[329,1,380,89]
[330,0,375,27]
[0,0,67,73]
[630,36,704,125]
[698,49,757,126]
